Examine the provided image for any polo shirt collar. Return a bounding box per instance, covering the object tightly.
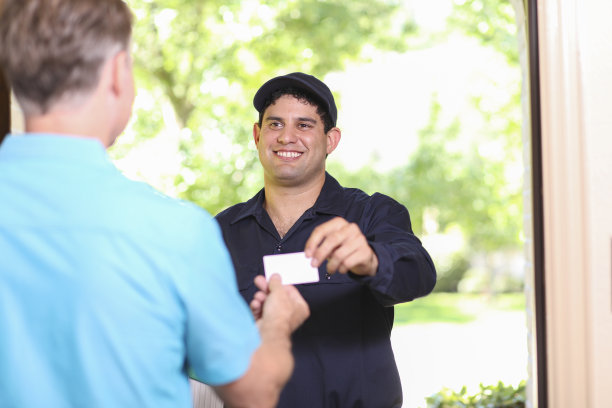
[230,188,266,224]
[229,171,345,224]
[0,133,111,168]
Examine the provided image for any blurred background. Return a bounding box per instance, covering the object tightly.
[114,0,527,406]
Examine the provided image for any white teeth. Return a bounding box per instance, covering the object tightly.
[277,151,301,158]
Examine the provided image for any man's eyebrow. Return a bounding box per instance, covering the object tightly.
[264,116,283,122]
[264,116,318,124]
[297,117,317,124]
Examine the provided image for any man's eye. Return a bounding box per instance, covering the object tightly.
[298,123,313,129]
[270,122,283,128]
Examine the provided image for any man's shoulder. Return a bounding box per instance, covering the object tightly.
[215,201,247,220]
[122,178,208,219]
[326,173,395,203]
[214,202,248,230]
[337,184,401,208]
[112,179,219,244]
[214,191,262,225]
[331,185,408,223]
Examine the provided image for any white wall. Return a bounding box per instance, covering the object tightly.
[579,0,612,407]
[538,0,612,406]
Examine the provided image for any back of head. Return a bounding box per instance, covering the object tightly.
[0,0,133,116]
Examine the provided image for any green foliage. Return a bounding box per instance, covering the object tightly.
[449,0,520,65]
[394,294,476,325]
[434,253,471,293]
[343,97,522,252]
[122,0,418,214]
[440,0,523,253]
[459,263,524,294]
[426,380,526,408]
[393,293,525,326]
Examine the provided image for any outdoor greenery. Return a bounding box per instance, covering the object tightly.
[393,292,525,325]
[426,380,526,408]
[113,0,525,294]
[117,0,417,212]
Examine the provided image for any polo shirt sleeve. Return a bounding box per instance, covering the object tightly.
[176,210,260,386]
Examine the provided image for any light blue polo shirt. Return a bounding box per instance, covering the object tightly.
[0,134,260,407]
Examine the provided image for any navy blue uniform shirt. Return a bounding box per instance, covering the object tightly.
[215,173,436,408]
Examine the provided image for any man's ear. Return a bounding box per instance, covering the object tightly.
[253,122,261,146]
[326,127,341,155]
[109,50,130,98]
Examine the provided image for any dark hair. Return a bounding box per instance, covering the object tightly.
[0,0,133,115]
[257,87,334,133]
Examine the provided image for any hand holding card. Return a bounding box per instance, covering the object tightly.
[263,252,320,285]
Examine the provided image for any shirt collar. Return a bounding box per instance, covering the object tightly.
[0,133,111,168]
[311,172,345,216]
[230,188,266,224]
[229,171,345,224]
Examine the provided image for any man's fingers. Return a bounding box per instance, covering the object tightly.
[304,217,347,258]
[324,230,361,271]
[254,274,269,292]
[259,275,310,333]
[284,285,310,329]
[335,249,373,275]
[267,273,283,291]
[311,236,343,267]
[306,221,354,267]
[250,295,265,320]
[250,298,261,313]
[326,246,368,274]
[313,223,377,276]
[310,221,363,268]
[252,291,267,304]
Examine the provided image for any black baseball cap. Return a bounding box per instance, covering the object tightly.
[253,72,337,126]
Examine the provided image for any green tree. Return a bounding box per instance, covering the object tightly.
[449,0,520,65]
[334,96,522,253]
[116,0,418,214]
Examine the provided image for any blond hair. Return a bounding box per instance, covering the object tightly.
[0,0,133,115]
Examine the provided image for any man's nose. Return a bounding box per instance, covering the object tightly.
[277,128,298,144]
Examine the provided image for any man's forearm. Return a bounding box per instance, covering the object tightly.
[213,275,308,407]
[213,326,293,408]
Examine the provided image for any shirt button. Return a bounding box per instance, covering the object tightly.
[276,244,282,252]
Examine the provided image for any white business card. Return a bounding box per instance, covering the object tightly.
[263,251,320,285]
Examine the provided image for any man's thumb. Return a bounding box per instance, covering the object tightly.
[267,273,283,291]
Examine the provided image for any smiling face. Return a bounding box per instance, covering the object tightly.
[254,94,341,189]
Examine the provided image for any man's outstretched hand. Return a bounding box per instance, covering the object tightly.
[250,274,309,333]
[304,217,378,277]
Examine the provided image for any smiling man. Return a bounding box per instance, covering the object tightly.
[215,72,437,408]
